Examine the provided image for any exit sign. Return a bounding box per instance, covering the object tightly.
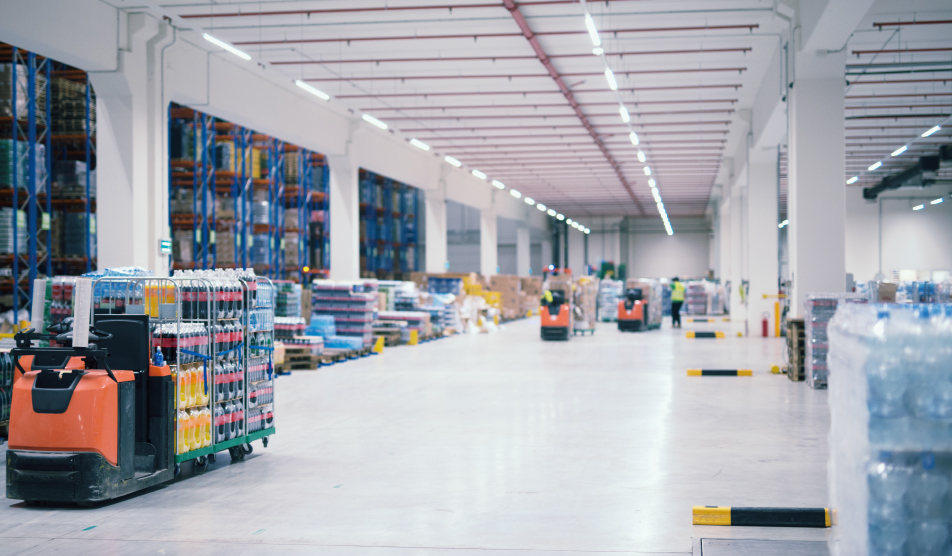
[159,239,172,255]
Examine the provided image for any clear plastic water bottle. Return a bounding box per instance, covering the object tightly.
[905,454,949,520]
[905,520,948,556]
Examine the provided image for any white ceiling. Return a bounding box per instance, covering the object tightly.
[156,0,952,219]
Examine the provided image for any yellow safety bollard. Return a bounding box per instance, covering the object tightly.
[409,329,419,345]
[372,336,385,354]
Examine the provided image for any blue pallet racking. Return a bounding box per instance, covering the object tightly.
[358,169,421,279]
[1,43,95,316]
[168,103,328,281]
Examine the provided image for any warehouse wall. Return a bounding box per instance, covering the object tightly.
[446,200,481,273]
[845,186,952,282]
[586,217,712,279]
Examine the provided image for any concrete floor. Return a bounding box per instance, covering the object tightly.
[0,318,830,555]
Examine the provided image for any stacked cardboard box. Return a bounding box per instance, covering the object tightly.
[574,277,598,331]
[785,318,805,381]
[626,278,663,329]
[489,274,522,320]
[521,276,543,316]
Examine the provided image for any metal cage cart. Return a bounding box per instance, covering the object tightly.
[91,272,275,473]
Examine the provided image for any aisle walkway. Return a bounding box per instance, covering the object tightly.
[0,318,829,555]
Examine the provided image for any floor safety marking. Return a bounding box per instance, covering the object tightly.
[692,506,831,527]
[686,317,731,323]
[686,331,726,339]
[687,369,752,376]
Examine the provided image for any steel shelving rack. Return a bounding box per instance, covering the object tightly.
[358,169,421,280]
[168,103,327,280]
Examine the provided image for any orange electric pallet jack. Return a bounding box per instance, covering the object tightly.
[540,289,571,341]
[618,288,648,332]
[6,315,175,504]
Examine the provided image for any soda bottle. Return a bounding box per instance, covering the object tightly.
[214,404,226,443]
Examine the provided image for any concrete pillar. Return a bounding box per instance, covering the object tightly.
[516,225,530,277]
[327,151,360,280]
[788,53,848,317]
[480,209,498,277]
[424,190,448,273]
[748,162,780,335]
[729,179,747,326]
[91,13,172,275]
[718,197,731,288]
[618,217,629,278]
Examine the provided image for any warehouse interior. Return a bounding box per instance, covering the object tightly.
[0,0,951,554]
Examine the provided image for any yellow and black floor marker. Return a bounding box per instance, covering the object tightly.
[687,369,752,376]
[686,331,726,339]
[692,506,831,528]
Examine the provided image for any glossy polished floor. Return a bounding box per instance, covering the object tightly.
[0,318,830,555]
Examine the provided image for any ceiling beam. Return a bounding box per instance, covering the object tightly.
[335,84,743,99]
[501,0,644,215]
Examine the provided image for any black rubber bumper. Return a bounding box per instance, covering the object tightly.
[7,450,124,503]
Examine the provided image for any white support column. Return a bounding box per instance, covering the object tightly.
[788,52,848,316]
[327,151,360,280]
[424,190,448,273]
[480,209,498,277]
[91,13,172,275]
[728,179,747,329]
[516,225,530,277]
[748,162,780,336]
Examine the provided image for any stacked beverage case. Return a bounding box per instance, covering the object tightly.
[805,293,867,389]
[828,303,952,556]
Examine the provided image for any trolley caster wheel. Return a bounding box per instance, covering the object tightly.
[194,456,208,472]
[229,446,245,461]
[241,443,253,456]
[174,463,181,476]
[208,453,217,463]
[262,437,269,448]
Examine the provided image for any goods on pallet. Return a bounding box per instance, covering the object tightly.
[574,277,598,332]
[275,316,306,339]
[64,212,94,257]
[828,304,952,556]
[428,276,464,295]
[311,280,377,348]
[0,139,46,190]
[377,310,431,339]
[785,318,805,381]
[50,76,94,136]
[684,282,708,315]
[804,293,866,389]
[489,275,522,320]
[0,207,26,253]
[51,160,95,199]
[0,63,47,125]
[597,279,623,321]
[275,281,302,317]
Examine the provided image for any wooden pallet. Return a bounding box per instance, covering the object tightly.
[373,329,403,347]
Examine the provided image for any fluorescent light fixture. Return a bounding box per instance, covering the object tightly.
[630,132,640,145]
[605,68,618,91]
[891,145,907,157]
[203,33,252,60]
[584,13,601,46]
[643,166,651,175]
[537,203,547,211]
[619,106,630,123]
[778,219,789,229]
[409,138,430,151]
[362,114,388,130]
[492,179,505,190]
[295,80,329,100]
[525,197,535,205]
[510,189,522,199]
[445,155,462,167]
[932,197,944,205]
[656,202,664,211]
[648,178,656,188]
[847,176,858,185]
[556,213,565,221]
[868,161,882,171]
[471,169,486,180]
[566,218,574,225]
[547,209,556,216]
[593,47,604,56]
[585,228,591,235]
[913,204,925,211]
[572,222,580,229]
[922,125,941,137]
[651,189,661,203]
[637,151,646,163]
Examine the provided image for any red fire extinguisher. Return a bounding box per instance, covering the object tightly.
[762,312,770,337]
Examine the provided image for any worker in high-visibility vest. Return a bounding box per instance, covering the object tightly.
[670,277,685,328]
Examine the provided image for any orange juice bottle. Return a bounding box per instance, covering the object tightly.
[176,368,188,410]
[176,410,190,454]
[187,365,198,407]
[188,409,201,450]
[201,407,212,448]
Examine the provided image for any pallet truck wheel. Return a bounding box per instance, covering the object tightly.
[174,463,181,476]
[208,453,217,463]
[241,443,254,456]
[195,456,208,473]
[229,446,244,461]
[262,437,269,448]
